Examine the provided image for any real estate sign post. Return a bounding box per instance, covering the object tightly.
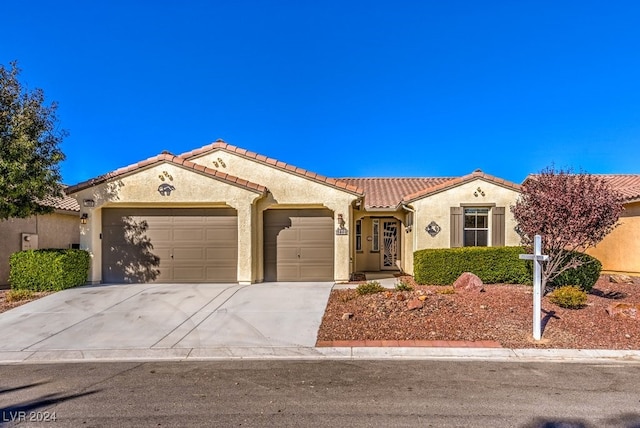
[519,235,549,340]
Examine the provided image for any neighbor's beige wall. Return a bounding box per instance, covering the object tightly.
[411,179,521,253]
[586,201,640,274]
[73,162,263,284]
[0,213,79,286]
[191,151,358,282]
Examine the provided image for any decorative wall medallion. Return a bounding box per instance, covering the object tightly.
[425,221,441,237]
[158,183,176,196]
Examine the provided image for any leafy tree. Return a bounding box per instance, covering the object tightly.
[511,167,624,290]
[0,61,66,220]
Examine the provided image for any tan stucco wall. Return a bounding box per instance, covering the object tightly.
[190,151,359,282]
[408,179,521,272]
[586,201,640,274]
[73,162,263,284]
[0,212,80,286]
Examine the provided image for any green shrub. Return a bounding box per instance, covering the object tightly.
[5,289,35,302]
[9,249,90,291]
[413,246,531,285]
[356,281,386,295]
[548,251,602,292]
[548,285,588,309]
[394,279,414,291]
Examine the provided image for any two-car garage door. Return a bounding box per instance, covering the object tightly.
[102,208,237,283]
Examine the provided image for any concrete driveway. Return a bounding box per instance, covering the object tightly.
[0,282,334,357]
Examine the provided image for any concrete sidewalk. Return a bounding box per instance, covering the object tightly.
[0,280,639,365]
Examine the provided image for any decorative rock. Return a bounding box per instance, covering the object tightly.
[406,298,424,311]
[341,313,354,320]
[610,274,634,284]
[606,303,640,319]
[453,272,485,292]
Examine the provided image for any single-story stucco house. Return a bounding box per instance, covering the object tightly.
[65,141,525,284]
[0,194,80,287]
[64,141,640,284]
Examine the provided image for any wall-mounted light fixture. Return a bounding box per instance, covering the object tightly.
[336,214,348,235]
[83,199,95,207]
[80,213,89,225]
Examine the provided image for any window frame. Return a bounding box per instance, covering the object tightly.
[463,207,490,247]
[372,219,380,252]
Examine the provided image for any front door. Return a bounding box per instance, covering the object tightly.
[381,220,399,270]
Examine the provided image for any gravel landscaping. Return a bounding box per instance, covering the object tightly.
[317,275,640,349]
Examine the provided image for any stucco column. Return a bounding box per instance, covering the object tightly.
[235,203,255,284]
[80,207,102,284]
[325,202,351,282]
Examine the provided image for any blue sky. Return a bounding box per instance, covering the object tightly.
[4,1,640,185]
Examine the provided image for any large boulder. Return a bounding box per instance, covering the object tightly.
[606,303,640,319]
[609,274,634,284]
[453,272,485,292]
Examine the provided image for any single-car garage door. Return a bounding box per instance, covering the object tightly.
[102,208,237,283]
[263,209,334,281]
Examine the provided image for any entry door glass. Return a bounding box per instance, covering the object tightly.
[382,220,398,269]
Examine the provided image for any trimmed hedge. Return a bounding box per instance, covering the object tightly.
[548,251,602,292]
[9,249,90,291]
[414,246,531,285]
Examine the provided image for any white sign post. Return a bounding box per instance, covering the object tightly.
[519,235,549,341]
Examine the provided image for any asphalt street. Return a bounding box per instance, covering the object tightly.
[2,360,640,427]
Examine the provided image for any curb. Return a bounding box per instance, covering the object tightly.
[1,347,639,365]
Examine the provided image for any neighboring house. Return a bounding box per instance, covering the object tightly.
[585,175,640,274]
[65,141,522,284]
[0,193,80,287]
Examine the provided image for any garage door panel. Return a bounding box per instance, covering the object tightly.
[205,228,237,241]
[206,248,237,261]
[173,228,206,242]
[172,247,205,261]
[299,247,333,261]
[102,208,237,283]
[264,209,334,282]
[206,267,237,282]
[173,267,206,282]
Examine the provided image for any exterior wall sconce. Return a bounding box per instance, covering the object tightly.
[474,187,485,197]
[80,213,89,224]
[83,199,95,207]
[336,214,348,235]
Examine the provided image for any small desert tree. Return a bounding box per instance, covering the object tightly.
[0,61,66,220]
[511,167,624,290]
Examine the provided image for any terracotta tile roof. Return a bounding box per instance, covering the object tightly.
[522,174,640,203]
[339,178,455,209]
[40,191,80,212]
[403,170,522,203]
[66,153,268,195]
[180,140,364,196]
[595,175,640,202]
